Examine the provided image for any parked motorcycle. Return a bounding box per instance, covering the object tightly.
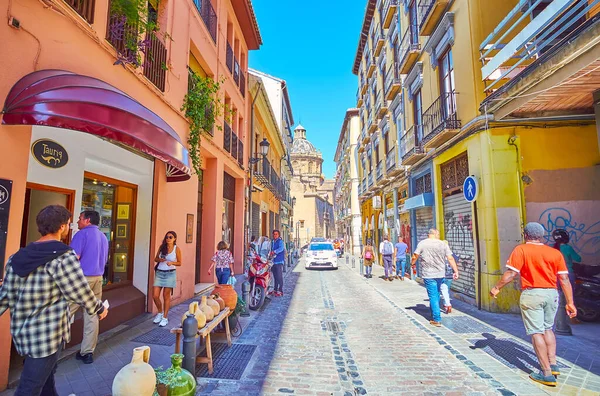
[573,263,600,322]
[247,251,273,311]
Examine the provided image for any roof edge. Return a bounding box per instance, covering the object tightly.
[352,0,377,75]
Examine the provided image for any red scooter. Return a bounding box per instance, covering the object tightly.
[247,250,273,310]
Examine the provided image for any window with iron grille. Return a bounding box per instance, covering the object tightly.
[440,153,469,196]
[251,202,260,239]
[65,0,95,23]
[414,172,432,195]
[223,172,236,201]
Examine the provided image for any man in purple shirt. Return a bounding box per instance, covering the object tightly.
[70,210,109,364]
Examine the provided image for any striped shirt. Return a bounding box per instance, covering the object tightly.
[0,250,103,358]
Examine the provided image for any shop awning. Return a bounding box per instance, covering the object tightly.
[2,70,191,182]
[404,193,434,211]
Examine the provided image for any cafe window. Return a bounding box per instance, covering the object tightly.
[81,173,137,289]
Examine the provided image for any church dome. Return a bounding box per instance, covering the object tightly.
[291,125,320,156]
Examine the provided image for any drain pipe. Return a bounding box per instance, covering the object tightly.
[507,134,526,229]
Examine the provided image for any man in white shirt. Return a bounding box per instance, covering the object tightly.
[379,235,395,281]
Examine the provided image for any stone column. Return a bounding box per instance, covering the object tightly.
[393,187,399,242]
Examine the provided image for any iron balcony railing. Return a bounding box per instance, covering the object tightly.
[143,31,167,91]
[376,161,383,180]
[187,67,214,136]
[418,0,435,31]
[422,91,461,142]
[362,179,367,194]
[388,14,398,41]
[233,59,240,86]
[240,72,246,98]
[237,139,244,167]
[399,24,420,68]
[385,62,401,97]
[226,42,234,74]
[224,121,232,153]
[384,0,399,29]
[66,0,95,23]
[400,124,424,160]
[375,93,382,116]
[386,147,397,171]
[368,173,374,187]
[193,0,217,42]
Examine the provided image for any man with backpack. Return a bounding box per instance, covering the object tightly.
[379,235,395,282]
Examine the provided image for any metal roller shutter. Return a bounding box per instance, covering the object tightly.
[415,207,434,245]
[443,193,476,298]
[251,202,260,239]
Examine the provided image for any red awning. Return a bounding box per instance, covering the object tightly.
[2,70,191,182]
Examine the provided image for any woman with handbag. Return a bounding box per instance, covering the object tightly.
[362,239,376,278]
[208,241,235,285]
[152,231,182,327]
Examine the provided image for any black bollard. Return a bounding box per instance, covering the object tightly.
[555,291,573,336]
[182,313,198,374]
[241,281,251,317]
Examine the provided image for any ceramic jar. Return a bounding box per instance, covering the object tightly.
[212,294,225,310]
[181,301,206,329]
[206,296,220,315]
[165,354,196,396]
[212,284,238,311]
[199,296,214,321]
[112,346,156,396]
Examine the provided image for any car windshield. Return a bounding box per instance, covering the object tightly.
[309,243,334,251]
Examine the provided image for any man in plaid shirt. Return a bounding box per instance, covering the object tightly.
[0,205,108,396]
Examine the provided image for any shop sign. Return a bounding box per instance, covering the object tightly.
[372,196,381,209]
[31,139,69,169]
[0,178,13,281]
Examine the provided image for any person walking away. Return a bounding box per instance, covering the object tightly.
[259,236,271,260]
[152,231,182,327]
[69,210,108,364]
[270,230,286,296]
[440,240,458,314]
[394,236,408,281]
[411,228,459,327]
[362,239,375,278]
[380,235,395,281]
[0,205,108,396]
[491,222,576,387]
[552,228,581,324]
[208,241,235,284]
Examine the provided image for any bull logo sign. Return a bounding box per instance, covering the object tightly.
[0,185,8,206]
[31,139,69,169]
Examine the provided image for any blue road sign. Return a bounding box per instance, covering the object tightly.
[463,176,478,202]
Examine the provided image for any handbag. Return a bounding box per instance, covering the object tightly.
[227,275,237,286]
[364,249,373,260]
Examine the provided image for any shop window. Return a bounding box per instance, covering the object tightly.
[81,174,137,289]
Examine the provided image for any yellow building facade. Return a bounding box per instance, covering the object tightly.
[354,0,600,312]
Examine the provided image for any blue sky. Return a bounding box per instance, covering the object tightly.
[249,0,366,179]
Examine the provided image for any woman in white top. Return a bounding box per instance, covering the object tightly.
[152,231,182,327]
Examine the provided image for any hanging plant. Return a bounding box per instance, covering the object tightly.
[182,72,225,174]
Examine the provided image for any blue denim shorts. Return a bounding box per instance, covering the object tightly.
[519,288,559,335]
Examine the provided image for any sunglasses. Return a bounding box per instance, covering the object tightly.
[166,235,175,239]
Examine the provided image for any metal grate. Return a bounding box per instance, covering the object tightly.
[196,343,257,380]
[131,327,177,346]
[443,316,495,334]
[468,336,569,373]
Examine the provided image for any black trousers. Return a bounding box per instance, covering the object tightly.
[16,345,62,396]
[272,264,284,292]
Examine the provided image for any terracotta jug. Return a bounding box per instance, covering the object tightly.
[199,296,214,321]
[212,284,238,311]
[212,294,225,310]
[181,301,206,329]
[112,346,156,396]
[206,296,220,315]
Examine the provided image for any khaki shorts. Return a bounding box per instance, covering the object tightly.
[519,288,559,335]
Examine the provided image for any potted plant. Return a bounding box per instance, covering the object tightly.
[227,296,246,331]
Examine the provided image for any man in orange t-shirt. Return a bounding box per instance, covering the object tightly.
[491,222,576,387]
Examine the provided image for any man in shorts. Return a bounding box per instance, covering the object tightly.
[491,222,576,387]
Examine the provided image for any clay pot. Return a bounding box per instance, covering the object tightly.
[112,346,156,396]
[206,296,220,315]
[212,294,225,310]
[212,284,238,311]
[181,301,206,329]
[199,296,214,321]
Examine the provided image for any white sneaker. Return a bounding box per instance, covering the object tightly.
[159,317,169,327]
[153,313,164,324]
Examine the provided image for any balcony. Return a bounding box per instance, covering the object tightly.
[226,42,233,74]
[374,26,386,57]
[367,56,376,77]
[400,125,425,165]
[377,96,388,119]
[360,71,368,94]
[422,91,461,149]
[65,0,95,23]
[143,32,167,91]
[383,0,399,29]
[480,0,600,119]
[357,88,363,107]
[376,161,383,180]
[239,71,246,98]
[375,94,382,118]
[386,146,398,173]
[398,25,420,74]
[367,116,377,133]
[361,179,367,195]
[418,0,449,36]
[368,173,374,188]
[385,62,402,100]
[223,122,242,166]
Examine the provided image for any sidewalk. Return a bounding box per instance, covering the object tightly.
[342,253,600,395]
[0,259,299,396]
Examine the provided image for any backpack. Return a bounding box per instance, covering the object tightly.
[382,241,393,255]
[364,247,373,260]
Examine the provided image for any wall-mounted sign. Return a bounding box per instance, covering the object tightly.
[0,178,13,282]
[372,196,381,209]
[463,176,478,203]
[31,139,69,169]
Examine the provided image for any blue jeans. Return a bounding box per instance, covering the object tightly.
[16,346,61,396]
[365,264,372,275]
[216,268,231,285]
[396,257,407,277]
[424,278,444,322]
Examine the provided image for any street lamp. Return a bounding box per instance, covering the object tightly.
[249,138,270,164]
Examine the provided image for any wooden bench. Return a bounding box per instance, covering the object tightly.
[170,307,231,374]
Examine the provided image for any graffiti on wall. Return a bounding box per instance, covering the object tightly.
[535,206,600,263]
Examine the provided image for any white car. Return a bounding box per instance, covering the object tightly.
[305,242,338,270]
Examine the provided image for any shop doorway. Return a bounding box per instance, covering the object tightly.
[20,183,75,247]
[195,170,204,284]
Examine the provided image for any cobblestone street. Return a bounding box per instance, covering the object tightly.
[2,256,599,395]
